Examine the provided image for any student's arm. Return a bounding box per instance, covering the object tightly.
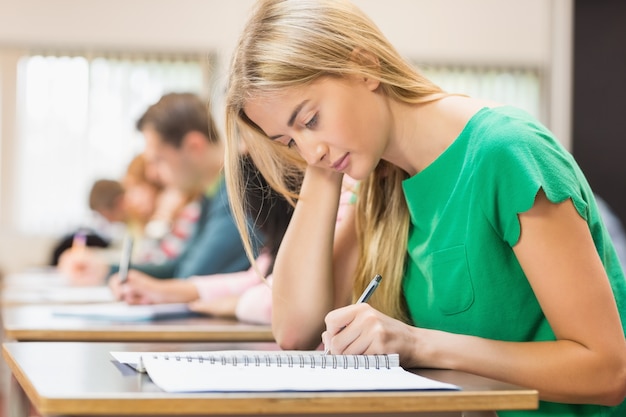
[185,256,270,320]
[272,166,358,350]
[189,251,271,301]
[188,273,274,325]
[110,269,198,304]
[185,272,268,321]
[234,278,273,324]
[323,191,626,405]
[188,296,240,319]
[113,256,267,306]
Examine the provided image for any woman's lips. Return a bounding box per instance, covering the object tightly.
[331,153,349,171]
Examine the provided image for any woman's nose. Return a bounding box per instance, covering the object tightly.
[297,137,328,166]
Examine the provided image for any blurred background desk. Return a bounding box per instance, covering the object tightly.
[2,304,273,342]
[0,268,115,305]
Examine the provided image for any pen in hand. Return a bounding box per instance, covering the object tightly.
[324,274,382,355]
[117,235,134,285]
[72,231,87,252]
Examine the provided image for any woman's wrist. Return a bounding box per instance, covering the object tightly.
[297,166,344,214]
[404,326,448,369]
[303,165,343,192]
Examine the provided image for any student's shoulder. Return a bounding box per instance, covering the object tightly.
[468,106,555,160]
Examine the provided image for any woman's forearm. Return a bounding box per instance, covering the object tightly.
[417,327,626,405]
[272,166,344,349]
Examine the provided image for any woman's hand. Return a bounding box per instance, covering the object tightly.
[321,303,422,367]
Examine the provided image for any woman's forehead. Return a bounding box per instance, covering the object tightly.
[243,89,301,125]
[243,96,288,135]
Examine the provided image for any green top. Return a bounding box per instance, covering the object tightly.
[401,106,626,417]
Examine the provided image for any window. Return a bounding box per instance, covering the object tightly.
[13,56,543,237]
[418,63,545,122]
[14,52,210,236]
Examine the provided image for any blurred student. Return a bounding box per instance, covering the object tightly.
[88,179,127,225]
[121,153,163,237]
[110,155,358,325]
[86,164,198,265]
[85,178,129,245]
[109,154,292,322]
[125,153,202,265]
[46,179,127,269]
[87,156,162,245]
[136,189,201,265]
[59,92,254,285]
[49,229,110,267]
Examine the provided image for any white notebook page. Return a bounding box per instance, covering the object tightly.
[111,350,459,392]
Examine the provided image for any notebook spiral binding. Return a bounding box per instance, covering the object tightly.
[154,353,393,370]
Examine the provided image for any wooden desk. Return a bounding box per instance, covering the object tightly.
[1,269,117,305]
[2,341,538,417]
[2,304,274,342]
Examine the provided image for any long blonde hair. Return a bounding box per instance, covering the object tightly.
[224,0,444,323]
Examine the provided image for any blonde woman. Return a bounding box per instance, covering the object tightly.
[222,1,626,416]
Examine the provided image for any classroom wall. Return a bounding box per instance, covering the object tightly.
[0,0,572,274]
[0,0,551,62]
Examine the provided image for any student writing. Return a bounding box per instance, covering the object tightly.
[222,1,626,416]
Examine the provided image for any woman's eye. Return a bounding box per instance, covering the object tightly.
[305,114,318,129]
[287,138,296,148]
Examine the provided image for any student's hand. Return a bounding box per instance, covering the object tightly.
[57,247,109,286]
[109,270,167,304]
[109,270,198,305]
[321,303,420,366]
[188,296,239,319]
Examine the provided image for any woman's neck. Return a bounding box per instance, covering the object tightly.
[383,96,495,176]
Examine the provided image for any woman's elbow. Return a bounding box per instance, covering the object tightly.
[591,350,626,406]
[603,356,626,406]
[272,314,323,351]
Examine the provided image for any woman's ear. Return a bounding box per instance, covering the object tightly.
[363,75,380,91]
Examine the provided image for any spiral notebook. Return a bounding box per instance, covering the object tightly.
[110,350,460,393]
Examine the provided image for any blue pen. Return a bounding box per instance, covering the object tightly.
[324,274,382,354]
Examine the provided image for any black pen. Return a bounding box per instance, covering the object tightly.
[117,235,134,284]
[324,274,382,354]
